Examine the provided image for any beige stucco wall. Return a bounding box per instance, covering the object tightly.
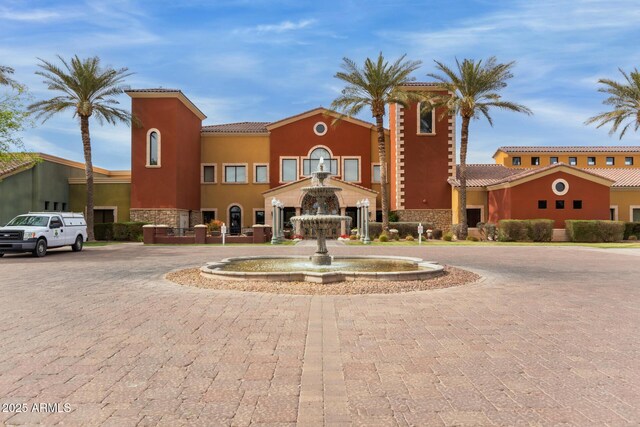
[451,187,488,224]
[610,189,640,222]
[200,134,270,227]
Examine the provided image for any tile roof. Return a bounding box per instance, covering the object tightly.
[587,168,640,187]
[496,145,640,154]
[402,82,441,87]
[0,154,38,178]
[450,163,639,188]
[125,88,182,93]
[448,164,522,187]
[201,122,270,134]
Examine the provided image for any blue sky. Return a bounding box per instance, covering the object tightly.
[2,0,639,169]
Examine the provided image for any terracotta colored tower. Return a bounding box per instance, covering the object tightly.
[389,83,456,230]
[126,89,206,227]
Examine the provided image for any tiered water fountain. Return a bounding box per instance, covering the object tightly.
[201,158,443,284]
[290,158,351,265]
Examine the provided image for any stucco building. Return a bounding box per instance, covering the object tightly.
[2,85,640,233]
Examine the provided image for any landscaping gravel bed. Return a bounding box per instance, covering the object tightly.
[165,266,480,295]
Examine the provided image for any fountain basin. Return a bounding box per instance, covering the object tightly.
[200,256,444,284]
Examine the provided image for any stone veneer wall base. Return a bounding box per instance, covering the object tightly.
[131,208,201,228]
[396,209,452,232]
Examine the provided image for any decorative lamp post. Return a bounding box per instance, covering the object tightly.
[221,222,227,245]
[271,198,279,244]
[363,198,371,245]
[418,222,424,245]
[278,201,285,242]
[356,200,361,239]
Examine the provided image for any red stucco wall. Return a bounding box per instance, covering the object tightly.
[401,101,451,209]
[488,171,610,227]
[130,97,201,210]
[269,113,373,188]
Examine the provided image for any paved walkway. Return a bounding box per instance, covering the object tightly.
[0,243,639,426]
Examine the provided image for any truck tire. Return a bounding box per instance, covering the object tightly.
[72,235,83,252]
[33,238,47,257]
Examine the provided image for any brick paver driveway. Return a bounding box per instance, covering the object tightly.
[1,243,639,426]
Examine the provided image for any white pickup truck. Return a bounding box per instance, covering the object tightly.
[0,212,88,257]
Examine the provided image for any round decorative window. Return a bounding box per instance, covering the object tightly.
[313,122,327,136]
[552,178,569,196]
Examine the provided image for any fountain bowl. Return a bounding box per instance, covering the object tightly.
[200,255,444,284]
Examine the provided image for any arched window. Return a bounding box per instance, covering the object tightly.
[147,129,160,167]
[303,147,338,175]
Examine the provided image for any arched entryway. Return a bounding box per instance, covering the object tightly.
[229,205,241,235]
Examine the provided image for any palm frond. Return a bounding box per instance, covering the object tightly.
[585,68,640,139]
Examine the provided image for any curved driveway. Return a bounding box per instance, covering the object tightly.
[0,243,638,426]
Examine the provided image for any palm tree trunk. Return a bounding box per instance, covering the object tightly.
[80,115,95,241]
[458,116,470,240]
[375,114,389,233]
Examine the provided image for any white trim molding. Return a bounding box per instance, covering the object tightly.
[146,128,161,168]
[226,203,244,232]
[253,163,269,184]
[466,204,485,228]
[552,178,569,196]
[342,156,362,184]
[252,208,266,226]
[201,208,218,224]
[200,163,217,184]
[222,163,249,184]
[610,205,618,221]
[416,102,436,135]
[279,156,299,183]
[371,162,381,183]
[313,121,328,136]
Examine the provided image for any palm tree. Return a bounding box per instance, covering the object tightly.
[585,68,640,138]
[423,57,532,239]
[0,65,18,87]
[331,53,422,232]
[29,55,134,241]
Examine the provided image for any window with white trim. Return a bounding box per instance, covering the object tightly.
[147,130,160,167]
[202,164,216,183]
[417,102,434,134]
[303,147,337,176]
[372,164,381,183]
[255,165,268,183]
[224,165,247,183]
[281,159,298,182]
[343,158,359,182]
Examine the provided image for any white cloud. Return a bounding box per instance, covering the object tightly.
[254,19,315,33]
[0,7,67,22]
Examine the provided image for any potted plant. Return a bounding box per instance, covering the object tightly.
[207,219,224,236]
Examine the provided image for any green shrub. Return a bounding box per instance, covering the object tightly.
[624,222,640,239]
[476,222,498,241]
[498,220,529,242]
[565,220,624,242]
[105,222,148,241]
[527,219,554,242]
[94,223,113,241]
[405,235,415,241]
[629,235,638,241]
[349,234,358,240]
[368,222,435,239]
[443,232,453,241]
[379,233,389,242]
[432,229,443,240]
[466,236,479,242]
[388,211,399,222]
